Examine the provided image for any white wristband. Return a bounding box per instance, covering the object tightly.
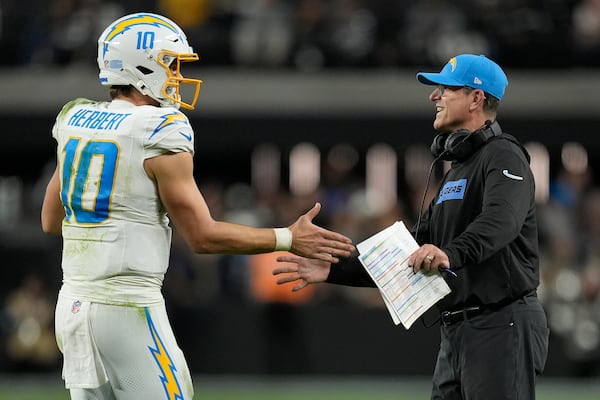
[274,227,293,251]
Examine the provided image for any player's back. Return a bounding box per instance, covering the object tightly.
[52,98,195,306]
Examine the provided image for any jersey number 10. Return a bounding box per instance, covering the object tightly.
[61,138,119,224]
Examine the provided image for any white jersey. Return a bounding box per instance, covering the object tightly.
[52,98,194,306]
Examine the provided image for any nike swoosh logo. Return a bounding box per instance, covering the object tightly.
[179,131,192,141]
[502,169,523,180]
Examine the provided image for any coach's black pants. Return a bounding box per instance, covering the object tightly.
[431,296,549,400]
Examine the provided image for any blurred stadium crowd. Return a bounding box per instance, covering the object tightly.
[0,0,600,69]
[1,0,600,379]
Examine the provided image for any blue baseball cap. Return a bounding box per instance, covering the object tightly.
[416,54,508,100]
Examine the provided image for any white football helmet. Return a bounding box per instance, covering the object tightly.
[97,13,202,110]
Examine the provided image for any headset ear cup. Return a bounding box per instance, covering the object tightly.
[444,130,472,161]
[430,133,450,159]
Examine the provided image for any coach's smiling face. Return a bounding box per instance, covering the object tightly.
[429,85,474,133]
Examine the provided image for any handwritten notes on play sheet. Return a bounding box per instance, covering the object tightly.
[357,221,451,329]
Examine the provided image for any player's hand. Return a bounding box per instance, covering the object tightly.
[273,255,331,291]
[288,202,355,263]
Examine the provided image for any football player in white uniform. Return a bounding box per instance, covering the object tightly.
[41,12,355,400]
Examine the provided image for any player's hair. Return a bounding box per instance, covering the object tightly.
[109,85,134,99]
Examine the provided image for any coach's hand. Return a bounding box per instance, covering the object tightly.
[273,255,331,291]
[408,244,450,274]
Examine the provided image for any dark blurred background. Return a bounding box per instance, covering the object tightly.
[1,0,600,380]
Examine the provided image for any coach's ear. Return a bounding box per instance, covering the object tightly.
[469,89,486,112]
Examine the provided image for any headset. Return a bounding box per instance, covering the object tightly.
[430,120,503,161]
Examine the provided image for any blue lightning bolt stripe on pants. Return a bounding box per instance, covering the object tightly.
[55,295,194,400]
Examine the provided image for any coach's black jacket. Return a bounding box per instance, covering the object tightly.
[327,125,540,312]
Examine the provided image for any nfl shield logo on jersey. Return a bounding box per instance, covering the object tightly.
[71,300,82,314]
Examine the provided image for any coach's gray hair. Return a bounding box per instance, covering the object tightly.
[484,95,500,113]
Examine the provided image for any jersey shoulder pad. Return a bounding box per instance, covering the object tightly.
[144,108,194,155]
[56,98,98,122]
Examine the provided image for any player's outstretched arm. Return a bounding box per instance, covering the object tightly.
[146,152,354,262]
[272,255,331,291]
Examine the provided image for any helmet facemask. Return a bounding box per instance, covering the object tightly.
[156,50,202,110]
